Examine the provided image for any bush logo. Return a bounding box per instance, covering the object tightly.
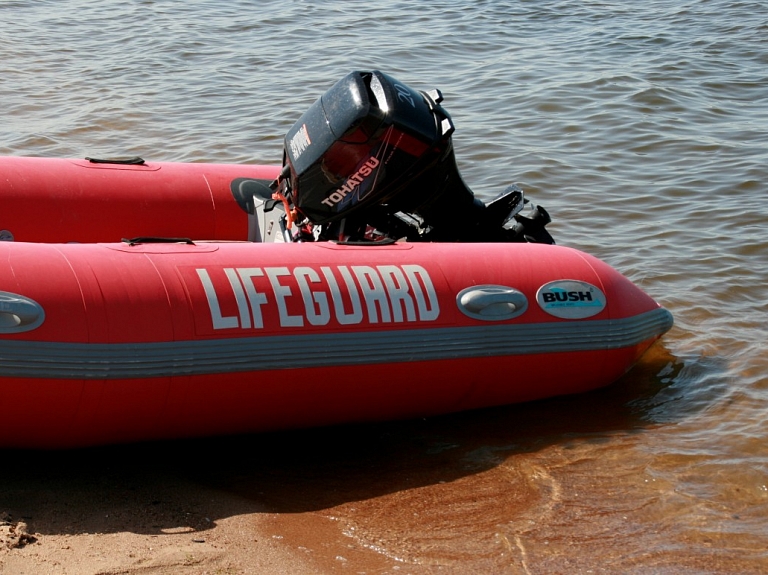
[536,280,606,319]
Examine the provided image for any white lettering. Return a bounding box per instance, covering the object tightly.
[394,83,416,107]
[352,266,391,324]
[198,263,440,330]
[323,157,381,207]
[295,266,330,326]
[323,266,363,325]
[237,268,268,328]
[289,123,311,159]
[224,268,251,329]
[266,267,303,327]
[403,265,440,321]
[378,265,416,322]
[197,269,239,329]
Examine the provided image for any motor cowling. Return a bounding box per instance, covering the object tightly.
[277,70,553,243]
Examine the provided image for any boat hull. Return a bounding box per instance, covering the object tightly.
[0,240,672,448]
[0,156,279,242]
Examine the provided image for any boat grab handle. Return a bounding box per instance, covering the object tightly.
[457,285,528,321]
[85,156,146,165]
[0,292,45,333]
[122,237,195,246]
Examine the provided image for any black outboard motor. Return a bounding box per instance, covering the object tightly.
[272,70,553,243]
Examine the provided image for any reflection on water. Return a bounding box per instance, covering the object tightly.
[2,0,768,571]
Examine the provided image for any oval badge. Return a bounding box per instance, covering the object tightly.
[536,280,606,319]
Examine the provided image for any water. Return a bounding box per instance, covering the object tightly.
[2,0,768,572]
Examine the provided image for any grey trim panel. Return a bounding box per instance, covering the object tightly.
[0,308,672,380]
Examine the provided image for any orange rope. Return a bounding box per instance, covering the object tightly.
[272,190,294,230]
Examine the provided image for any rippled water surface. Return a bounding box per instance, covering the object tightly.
[2,0,768,572]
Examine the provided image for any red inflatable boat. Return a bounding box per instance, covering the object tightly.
[0,71,673,448]
[0,239,672,449]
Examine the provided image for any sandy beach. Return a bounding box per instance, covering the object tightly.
[0,427,405,574]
